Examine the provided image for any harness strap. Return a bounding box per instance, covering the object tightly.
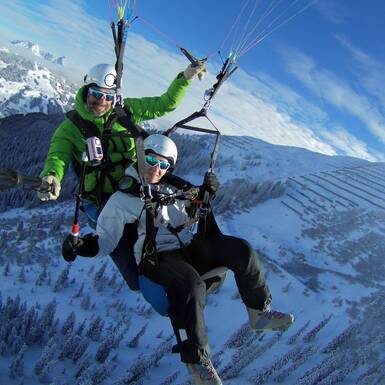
[96,112,119,202]
[166,223,190,258]
[66,109,135,205]
[66,110,100,138]
[114,104,147,138]
[141,205,159,267]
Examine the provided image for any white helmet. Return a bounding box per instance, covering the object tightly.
[144,134,178,165]
[84,64,116,89]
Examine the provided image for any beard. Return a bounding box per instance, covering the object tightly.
[87,102,110,117]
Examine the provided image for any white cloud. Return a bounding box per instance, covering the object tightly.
[335,35,385,110]
[0,0,383,162]
[319,126,382,162]
[314,0,350,24]
[281,46,385,147]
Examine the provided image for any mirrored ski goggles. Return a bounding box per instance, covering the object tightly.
[145,155,171,170]
[88,87,116,102]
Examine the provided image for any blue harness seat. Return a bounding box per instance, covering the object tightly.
[138,267,228,317]
[139,275,170,316]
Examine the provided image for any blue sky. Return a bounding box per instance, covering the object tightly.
[0,0,385,161]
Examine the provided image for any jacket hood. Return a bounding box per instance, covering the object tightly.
[75,86,113,125]
[124,165,140,180]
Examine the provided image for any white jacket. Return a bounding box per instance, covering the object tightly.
[96,166,195,264]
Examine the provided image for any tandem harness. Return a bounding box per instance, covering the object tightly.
[66,109,137,207]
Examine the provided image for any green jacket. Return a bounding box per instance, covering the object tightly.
[41,73,191,205]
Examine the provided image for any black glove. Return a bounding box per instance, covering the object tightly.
[61,233,99,262]
[202,172,219,196]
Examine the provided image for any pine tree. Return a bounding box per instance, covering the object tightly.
[90,360,116,385]
[61,312,76,335]
[59,333,81,360]
[72,282,84,298]
[37,358,58,384]
[40,300,57,330]
[224,322,254,349]
[95,333,114,363]
[93,262,108,292]
[127,323,148,348]
[85,316,104,341]
[18,266,26,283]
[75,319,87,336]
[74,352,92,379]
[3,261,11,276]
[287,320,310,345]
[72,338,89,363]
[10,336,23,355]
[34,337,57,376]
[32,300,57,344]
[159,371,180,385]
[8,343,27,378]
[48,317,59,339]
[108,271,118,288]
[0,341,7,356]
[303,315,332,343]
[16,221,24,240]
[21,305,38,345]
[35,266,48,286]
[122,339,172,384]
[0,231,6,249]
[53,266,70,292]
[81,294,91,310]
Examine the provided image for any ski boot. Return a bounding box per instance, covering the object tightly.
[186,358,222,385]
[247,307,294,332]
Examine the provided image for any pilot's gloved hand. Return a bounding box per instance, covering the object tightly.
[37,175,61,201]
[62,233,99,262]
[202,172,219,196]
[183,60,207,81]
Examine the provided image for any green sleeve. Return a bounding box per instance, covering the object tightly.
[124,73,191,123]
[40,120,82,182]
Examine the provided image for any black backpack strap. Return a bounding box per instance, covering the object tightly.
[96,112,119,202]
[138,204,159,274]
[66,110,100,138]
[114,104,148,139]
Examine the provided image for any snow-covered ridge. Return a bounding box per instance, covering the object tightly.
[0,49,76,117]
[11,40,66,66]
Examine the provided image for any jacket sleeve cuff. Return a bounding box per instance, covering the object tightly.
[176,71,192,85]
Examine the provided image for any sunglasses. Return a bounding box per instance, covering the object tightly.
[88,88,116,102]
[145,155,171,170]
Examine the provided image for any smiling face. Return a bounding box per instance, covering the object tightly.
[86,87,114,117]
[145,153,170,184]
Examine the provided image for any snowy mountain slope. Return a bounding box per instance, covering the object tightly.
[11,40,66,66]
[1,131,384,384]
[0,49,76,117]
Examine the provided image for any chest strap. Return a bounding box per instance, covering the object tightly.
[66,109,134,204]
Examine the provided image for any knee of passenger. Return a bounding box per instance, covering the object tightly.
[237,238,254,258]
[236,239,261,269]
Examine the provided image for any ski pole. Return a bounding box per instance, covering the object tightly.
[71,153,88,245]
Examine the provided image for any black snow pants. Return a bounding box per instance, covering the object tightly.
[141,233,272,364]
